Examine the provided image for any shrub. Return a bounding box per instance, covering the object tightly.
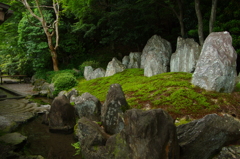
[53,74,78,96]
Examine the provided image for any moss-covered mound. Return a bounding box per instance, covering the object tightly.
[76,68,240,119]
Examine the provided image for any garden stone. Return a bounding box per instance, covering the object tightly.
[177,113,240,159]
[122,56,130,67]
[75,117,109,159]
[58,90,67,97]
[141,35,172,77]
[48,95,76,133]
[128,52,141,68]
[33,79,46,91]
[170,37,201,73]
[67,88,78,100]
[191,31,237,93]
[47,83,55,98]
[74,92,102,121]
[90,68,106,80]
[106,108,179,159]
[105,57,126,77]
[101,84,129,135]
[213,145,240,159]
[84,66,94,80]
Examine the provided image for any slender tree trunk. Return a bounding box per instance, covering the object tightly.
[195,0,204,45]
[177,0,185,38]
[209,0,218,33]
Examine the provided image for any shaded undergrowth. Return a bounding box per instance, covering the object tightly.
[75,68,240,119]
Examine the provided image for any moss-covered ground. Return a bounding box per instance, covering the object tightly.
[75,68,240,119]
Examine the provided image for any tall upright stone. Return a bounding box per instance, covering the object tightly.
[170,37,201,73]
[141,35,172,77]
[128,52,141,69]
[191,31,237,93]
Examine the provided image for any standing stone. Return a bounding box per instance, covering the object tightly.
[90,68,106,80]
[128,52,141,69]
[177,113,240,159]
[101,84,129,134]
[170,37,201,73]
[106,109,180,159]
[105,58,126,77]
[75,92,102,121]
[122,56,130,67]
[191,31,237,93]
[48,95,76,133]
[84,66,94,80]
[141,35,172,77]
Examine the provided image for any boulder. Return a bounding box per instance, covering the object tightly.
[84,66,94,80]
[105,58,126,77]
[48,95,76,133]
[141,35,172,77]
[101,84,129,134]
[128,52,141,69]
[170,37,201,73]
[90,68,106,80]
[191,31,237,93]
[33,79,46,91]
[177,113,240,159]
[122,56,130,67]
[106,108,180,159]
[75,117,109,159]
[47,83,55,98]
[213,145,240,159]
[66,88,78,100]
[74,92,102,121]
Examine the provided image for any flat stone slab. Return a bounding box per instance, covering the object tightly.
[0,132,27,145]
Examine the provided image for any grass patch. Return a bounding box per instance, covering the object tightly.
[75,68,240,119]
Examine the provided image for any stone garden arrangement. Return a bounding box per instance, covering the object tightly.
[4,31,239,158]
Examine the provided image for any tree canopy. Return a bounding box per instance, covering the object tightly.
[0,0,239,75]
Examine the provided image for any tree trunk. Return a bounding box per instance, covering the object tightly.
[51,50,59,71]
[209,0,218,33]
[195,0,204,45]
[177,0,185,38]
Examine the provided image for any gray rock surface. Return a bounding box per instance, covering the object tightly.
[84,66,94,80]
[141,35,172,77]
[106,108,179,159]
[170,37,201,73]
[213,145,240,159]
[105,58,126,77]
[75,92,102,121]
[177,113,240,159]
[66,88,78,100]
[128,52,141,68]
[122,56,130,67]
[48,95,76,133]
[101,84,129,134]
[90,68,106,80]
[191,31,237,93]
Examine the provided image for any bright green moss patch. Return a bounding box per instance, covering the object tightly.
[75,69,240,119]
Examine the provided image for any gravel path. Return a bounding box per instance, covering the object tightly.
[1,83,38,96]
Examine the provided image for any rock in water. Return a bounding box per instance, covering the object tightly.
[101,84,129,134]
[75,92,102,121]
[48,95,76,133]
[191,31,237,93]
[105,57,126,77]
[141,35,172,77]
[106,108,179,159]
[177,114,240,159]
[170,37,201,73]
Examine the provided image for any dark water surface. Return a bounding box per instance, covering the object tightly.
[16,114,81,159]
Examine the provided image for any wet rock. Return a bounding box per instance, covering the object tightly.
[48,95,76,133]
[106,108,179,159]
[0,132,27,146]
[170,37,201,73]
[75,117,109,159]
[191,31,237,93]
[128,52,141,69]
[75,92,102,121]
[84,66,94,80]
[0,115,17,133]
[141,35,172,77]
[105,58,126,77]
[177,113,240,159]
[101,84,129,134]
[122,56,130,67]
[213,145,240,159]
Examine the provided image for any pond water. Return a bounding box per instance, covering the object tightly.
[16,97,81,159]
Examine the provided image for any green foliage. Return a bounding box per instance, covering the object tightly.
[53,73,78,95]
[71,142,81,156]
[79,60,101,75]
